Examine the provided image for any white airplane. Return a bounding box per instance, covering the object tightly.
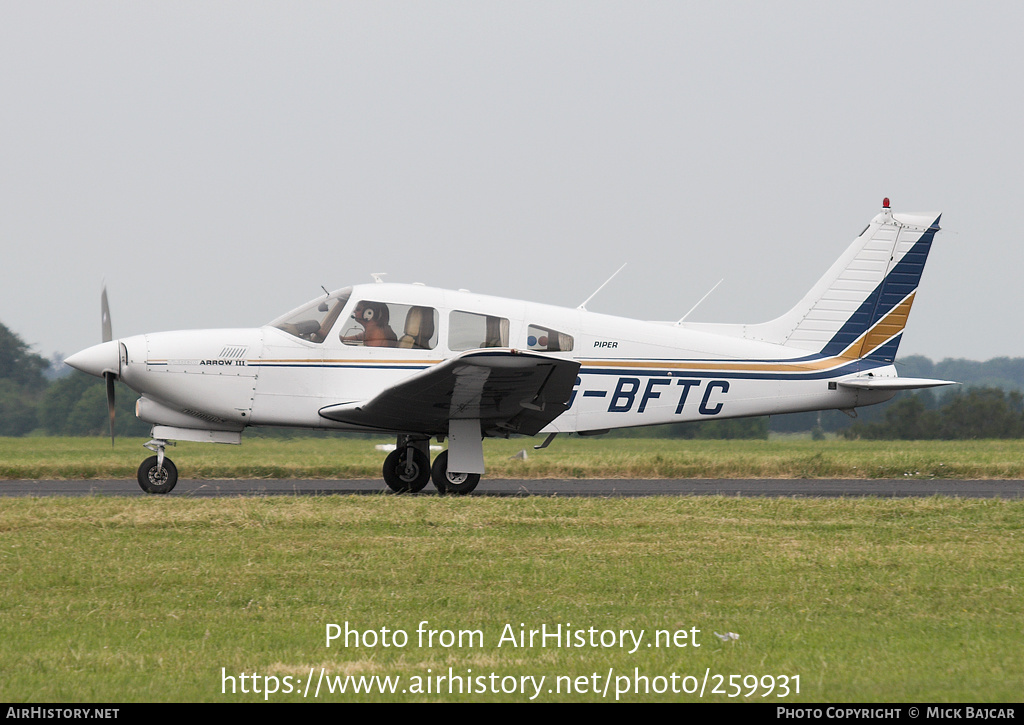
[66,199,955,495]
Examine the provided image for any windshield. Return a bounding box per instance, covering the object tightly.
[269,288,352,343]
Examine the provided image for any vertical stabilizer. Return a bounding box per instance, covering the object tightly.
[736,201,940,362]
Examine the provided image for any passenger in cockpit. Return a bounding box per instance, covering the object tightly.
[344,301,398,347]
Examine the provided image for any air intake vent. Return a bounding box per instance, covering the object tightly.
[182,409,225,424]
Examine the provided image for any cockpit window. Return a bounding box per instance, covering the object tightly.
[270,288,352,343]
[341,302,438,350]
[527,324,573,352]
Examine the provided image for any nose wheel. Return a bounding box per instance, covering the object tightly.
[137,456,178,494]
[138,439,178,494]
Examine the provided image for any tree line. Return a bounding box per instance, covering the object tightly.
[0,322,149,437]
[3,320,1024,440]
[842,387,1024,440]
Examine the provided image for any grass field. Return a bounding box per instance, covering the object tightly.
[2,437,1022,702]
[1,495,1021,702]
[4,436,1024,479]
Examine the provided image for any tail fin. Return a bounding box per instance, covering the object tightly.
[737,201,941,362]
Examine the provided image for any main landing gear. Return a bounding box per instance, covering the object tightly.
[430,450,481,495]
[382,443,431,493]
[383,436,480,495]
[137,438,178,494]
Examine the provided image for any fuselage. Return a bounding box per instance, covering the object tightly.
[68,282,896,438]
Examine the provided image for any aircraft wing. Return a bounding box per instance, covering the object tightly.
[836,377,957,391]
[319,349,581,436]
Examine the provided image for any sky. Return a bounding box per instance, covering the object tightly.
[2,2,1022,364]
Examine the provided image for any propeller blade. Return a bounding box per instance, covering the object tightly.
[104,371,116,447]
[101,286,112,343]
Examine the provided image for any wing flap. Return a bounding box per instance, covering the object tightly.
[319,349,580,436]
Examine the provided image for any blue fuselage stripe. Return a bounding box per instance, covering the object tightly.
[578,359,886,381]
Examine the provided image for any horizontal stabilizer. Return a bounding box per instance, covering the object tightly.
[319,349,581,436]
[836,377,957,391]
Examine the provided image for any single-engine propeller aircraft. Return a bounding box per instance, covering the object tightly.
[66,200,955,495]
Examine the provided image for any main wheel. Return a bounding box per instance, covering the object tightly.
[382,448,431,493]
[137,455,178,494]
[430,450,481,495]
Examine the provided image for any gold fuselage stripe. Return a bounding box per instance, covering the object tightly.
[149,298,915,376]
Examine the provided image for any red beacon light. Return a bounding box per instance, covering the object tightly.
[882,197,890,209]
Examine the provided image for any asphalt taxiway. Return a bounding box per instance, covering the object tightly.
[1,478,1021,498]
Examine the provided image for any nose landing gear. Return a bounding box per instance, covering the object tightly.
[138,438,178,494]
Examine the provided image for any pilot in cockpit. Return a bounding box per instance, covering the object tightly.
[342,301,398,347]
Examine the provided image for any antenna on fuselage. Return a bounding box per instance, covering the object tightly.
[370,273,387,284]
[675,278,724,325]
[577,263,627,311]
